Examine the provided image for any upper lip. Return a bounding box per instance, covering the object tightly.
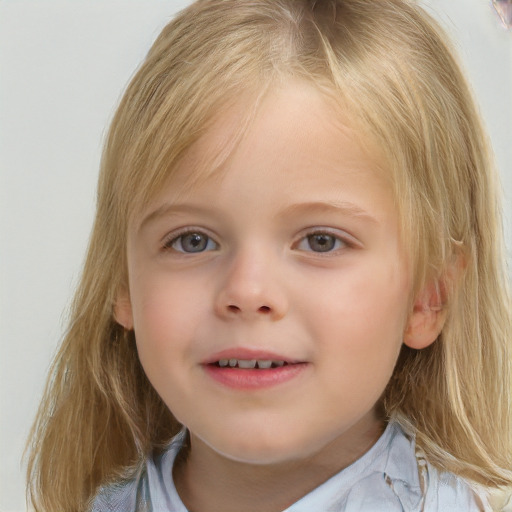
[202,347,302,365]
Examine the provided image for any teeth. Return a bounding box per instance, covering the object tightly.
[238,359,257,369]
[217,358,287,368]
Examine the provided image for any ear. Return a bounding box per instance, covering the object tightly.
[114,287,134,330]
[404,251,467,350]
[403,279,448,350]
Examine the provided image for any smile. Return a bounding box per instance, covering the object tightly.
[215,359,287,369]
[203,350,307,390]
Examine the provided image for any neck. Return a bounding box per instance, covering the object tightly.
[173,416,385,512]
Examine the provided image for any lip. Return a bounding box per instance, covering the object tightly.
[203,347,302,365]
[202,347,308,390]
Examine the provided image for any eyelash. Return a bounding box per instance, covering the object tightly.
[293,228,356,254]
[161,228,356,255]
[162,229,219,254]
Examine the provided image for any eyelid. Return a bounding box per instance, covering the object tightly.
[293,227,361,251]
[161,226,219,251]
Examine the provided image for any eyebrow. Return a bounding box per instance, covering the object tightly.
[139,204,214,231]
[139,199,379,231]
[279,201,379,225]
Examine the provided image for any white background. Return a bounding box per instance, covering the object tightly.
[0,1,510,510]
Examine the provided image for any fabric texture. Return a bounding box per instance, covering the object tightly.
[91,421,490,512]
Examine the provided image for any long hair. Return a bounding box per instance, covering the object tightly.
[26,0,512,510]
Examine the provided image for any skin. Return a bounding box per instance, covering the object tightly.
[115,82,445,512]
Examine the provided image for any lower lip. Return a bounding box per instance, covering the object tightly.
[203,363,308,390]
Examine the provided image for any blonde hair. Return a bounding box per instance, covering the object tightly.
[26,0,512,510]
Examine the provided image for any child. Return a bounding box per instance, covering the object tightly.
[26,0,512,510]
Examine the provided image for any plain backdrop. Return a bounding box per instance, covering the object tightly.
[0,1,510,510]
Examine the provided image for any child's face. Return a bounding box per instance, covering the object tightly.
[118,82,414,465]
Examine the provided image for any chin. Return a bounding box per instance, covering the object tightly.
[199,429,316,465]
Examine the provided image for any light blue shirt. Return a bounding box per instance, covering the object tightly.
[91,421,489,511]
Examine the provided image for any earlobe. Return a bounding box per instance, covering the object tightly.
[403,280,448,350]
[114,289,134,330]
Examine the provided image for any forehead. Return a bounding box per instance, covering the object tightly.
[138,80,394,218]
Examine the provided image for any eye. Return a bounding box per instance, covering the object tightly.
[295,232,347,253]
[165,231,218,253]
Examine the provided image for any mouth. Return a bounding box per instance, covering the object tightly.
[202,350,307,390]
[211,359,289,369]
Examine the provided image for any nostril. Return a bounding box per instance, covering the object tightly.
[224,304,272,314]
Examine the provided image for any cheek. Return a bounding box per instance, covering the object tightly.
[129,273,208,412]
[314,275,407,412]
[299,257,410,385]
[129,272,207,360]
[306,263,409,337]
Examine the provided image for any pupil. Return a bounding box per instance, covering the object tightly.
[183,233,207,252]
[309,234,335,252]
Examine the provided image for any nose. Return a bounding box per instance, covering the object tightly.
[214,248,288,321]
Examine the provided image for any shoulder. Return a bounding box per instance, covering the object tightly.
[414,445,492,511]
[89,430,187,512]
[89,466,151,512]
[284,421,489,512]
[380,422,491,511]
